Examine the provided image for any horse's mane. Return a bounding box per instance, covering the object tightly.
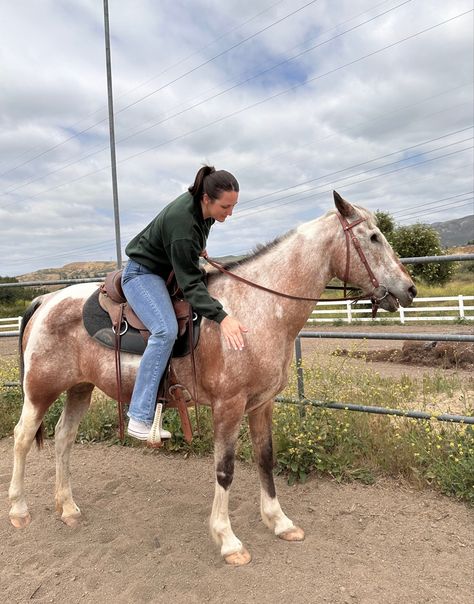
[207,203,376,280]
[207,229,295,279]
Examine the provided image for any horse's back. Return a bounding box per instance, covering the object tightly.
[23,283,100,349]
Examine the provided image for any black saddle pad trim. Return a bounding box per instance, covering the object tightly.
[82,289,201,357]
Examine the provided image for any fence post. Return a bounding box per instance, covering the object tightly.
[18,316,22,330]
[294,336,305,417]
[458,295,465,320]
[399,306,405,324]
[346,301,352,324]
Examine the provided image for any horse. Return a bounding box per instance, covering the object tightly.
[8,192,416,565]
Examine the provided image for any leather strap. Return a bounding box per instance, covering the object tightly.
[188,311,200,435]
[205,258,367,303]
[170,385,193,443]
[206,212,382,307]
[336,214,379,292]
[114,303,126,441]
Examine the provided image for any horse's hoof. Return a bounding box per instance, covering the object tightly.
[61,513,81,528]
[224,547,252,566]
[10,513,31,529]
[146,440,164,449]
[278,526,305,541]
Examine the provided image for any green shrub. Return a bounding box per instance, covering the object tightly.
[1,355,472,504]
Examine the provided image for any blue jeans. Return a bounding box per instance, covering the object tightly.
[122,259,178,424]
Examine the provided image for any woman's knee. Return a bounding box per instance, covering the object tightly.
[150,319,178,347]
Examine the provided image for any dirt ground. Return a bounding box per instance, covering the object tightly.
[0,439,473,604]
[299,324,474,379]
[1,325,473,603]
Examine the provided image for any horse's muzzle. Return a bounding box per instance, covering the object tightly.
[377,284,417,312]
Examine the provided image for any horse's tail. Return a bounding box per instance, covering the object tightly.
[19,296,44,449]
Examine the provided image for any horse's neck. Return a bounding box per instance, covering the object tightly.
[235,214,334,297]
[220,214,336,334]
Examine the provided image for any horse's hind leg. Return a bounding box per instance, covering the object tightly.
[209,396,251,566]
[54,383,94,526]
[9,392,58,529]
[248,402,304,542]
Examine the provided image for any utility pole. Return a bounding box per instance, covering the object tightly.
[103,0,122,269]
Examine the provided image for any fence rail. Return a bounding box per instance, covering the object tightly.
[0,316,21,333]
[309,295,474,324]
[293,331,474,424]
[1,254,473,424]
[2,295,473,334]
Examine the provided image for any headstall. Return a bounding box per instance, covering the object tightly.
[206,212,390,317]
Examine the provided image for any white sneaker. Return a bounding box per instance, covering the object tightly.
[127,418,171,441]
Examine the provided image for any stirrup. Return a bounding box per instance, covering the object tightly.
[147,403,171,448]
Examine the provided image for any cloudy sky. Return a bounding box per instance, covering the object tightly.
[0,0,472,276]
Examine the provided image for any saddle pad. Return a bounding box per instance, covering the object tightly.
[82,289,201,357]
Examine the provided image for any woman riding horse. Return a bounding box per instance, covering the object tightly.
[122,166,247,441]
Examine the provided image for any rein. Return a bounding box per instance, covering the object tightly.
[206,212,388,316]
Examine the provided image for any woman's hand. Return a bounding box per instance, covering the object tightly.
[220,316,248,351]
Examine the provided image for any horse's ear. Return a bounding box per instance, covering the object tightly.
[333,190,355,218]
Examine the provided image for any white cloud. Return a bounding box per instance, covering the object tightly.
[0,0,472,275]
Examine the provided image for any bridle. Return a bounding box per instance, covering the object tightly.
[206,211,391,318]
[336,212,390,317]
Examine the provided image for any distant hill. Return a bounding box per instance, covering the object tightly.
[17,261,118,282]
[15,257,247,282]
[429,215,474,247]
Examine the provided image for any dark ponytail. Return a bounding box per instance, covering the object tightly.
[188,165,239,202]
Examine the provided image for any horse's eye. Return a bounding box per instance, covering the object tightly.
[370,233,380,243]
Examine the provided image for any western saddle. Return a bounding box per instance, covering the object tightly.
[99,269,197,446]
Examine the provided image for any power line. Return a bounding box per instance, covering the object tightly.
[1,230,136,266]
[1,0,412,194]
[1,122,470,217]
[110,10,473,170]
[391,191,474,217]
[109,0,288,102]
[112,0,416,143]
[237,126,473,207]
[1,8,471,231]
[120,0,404,136]
[5,171,472,268]
[232,144,473,221]
[107,0,321,116]
[0,0,317,180]
[396,199,474,222]
[233,130,473,214]
[0,0,287,177]
[219,90,472,174]
[0,4,469,264]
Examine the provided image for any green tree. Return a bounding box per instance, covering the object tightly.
[391,224,454,285]
[0,277,23,304]
[375,210,396,243]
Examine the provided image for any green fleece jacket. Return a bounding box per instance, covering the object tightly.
[125,191,227,323]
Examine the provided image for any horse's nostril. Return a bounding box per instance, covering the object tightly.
[408,285,417,299]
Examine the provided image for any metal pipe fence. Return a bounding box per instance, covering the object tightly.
[292,331,474,424]
[1,253,473,424]
[276,396,474,425]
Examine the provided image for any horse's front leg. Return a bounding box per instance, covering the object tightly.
[248,401,304,541]
[210,395,251,566]
[54,383,94,526]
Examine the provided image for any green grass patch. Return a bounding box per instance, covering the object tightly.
[1,355,473,505]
